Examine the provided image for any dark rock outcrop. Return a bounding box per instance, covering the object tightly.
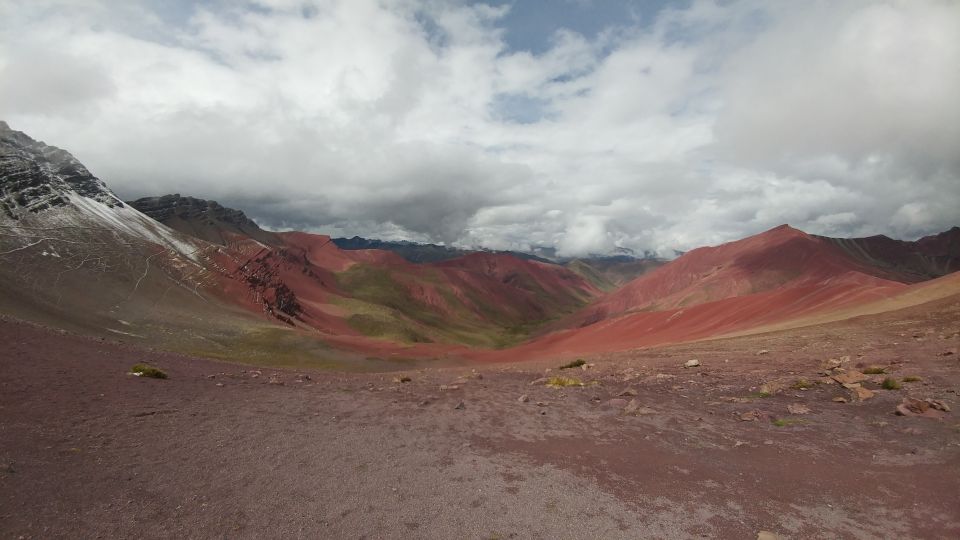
[129,194,278,247]
[0,121,122,219]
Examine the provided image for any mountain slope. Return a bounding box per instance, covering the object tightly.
[505,224,959,359]
[129,194,280,248]
[3,122,957,365]
[569,224,959,327]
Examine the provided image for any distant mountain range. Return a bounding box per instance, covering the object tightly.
[2,120,959,366]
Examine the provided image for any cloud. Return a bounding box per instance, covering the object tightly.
[1,0,957,255]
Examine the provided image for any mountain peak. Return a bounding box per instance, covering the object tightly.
[1,122,122,219]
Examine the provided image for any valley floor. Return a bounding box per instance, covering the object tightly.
[1,296,959,539]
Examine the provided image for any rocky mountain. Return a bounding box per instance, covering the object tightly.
[1,121,123,218]
[129,194,279,248]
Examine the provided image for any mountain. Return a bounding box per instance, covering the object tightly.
[0,121,261,355]
[507,224,960,359]
[129,194,279,248]
[0,123,603,361]
[564,257,666,290]
[2,122,957,366]
[331,236,554,264]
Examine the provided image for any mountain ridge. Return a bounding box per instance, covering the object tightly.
[1,122,958,366]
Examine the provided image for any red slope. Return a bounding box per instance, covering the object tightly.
[203,230,602,354]
[488,224,951,360]
[489,271,907,361]
[568,225,926,327]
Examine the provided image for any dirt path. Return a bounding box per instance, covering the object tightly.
[1,297,959,539]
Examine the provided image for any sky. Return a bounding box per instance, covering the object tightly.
[1,0,958,256]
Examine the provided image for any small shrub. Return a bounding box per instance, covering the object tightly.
[130,363,167,379]
[559,359,586,370]
[791,379,815,390]
[862,366,886,375]
[881,377,901,390]
[546,376,583,388]
[902,376,922,383]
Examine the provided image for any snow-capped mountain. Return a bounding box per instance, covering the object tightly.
[0,121,201,258]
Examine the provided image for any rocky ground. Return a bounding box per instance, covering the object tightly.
[1,295,959,539]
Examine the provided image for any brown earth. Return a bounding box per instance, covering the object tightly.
[1,293,959,539]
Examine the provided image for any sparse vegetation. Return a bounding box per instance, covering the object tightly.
[881,377,902,390]
[748,391,772,398]
[772,418,804,427]
[862,366,887,375]
[902,376,922,383]
[130,363,167,379]
[791,379,815,390]
[546,376,584,388]
[558,359,586,370]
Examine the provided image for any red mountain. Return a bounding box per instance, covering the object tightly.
[499,225,960,359]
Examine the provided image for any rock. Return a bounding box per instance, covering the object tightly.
[618,388,638,397]
[832,396,848,403]
[454,401,466,410]
[739,410,762,422]
[268,376,284,385]
[535,401,548,407]
[623,399,655,415]
[895,397,948,418]
[528,377,549,386]
[853,387,875,401]
[832,370,867,385]
[757,531,781,540]
[684,359,701,368]
[0,463,14,474]
[215,382,224,387]
[756,350,769,355]
[841,382,862,389]
[787,403,811,415]
[927,399,951,412]
[940,349,956,357]
[518,394,529,403]
[206,374,216,379]
[439,384,460,391]
[392,376,411,383]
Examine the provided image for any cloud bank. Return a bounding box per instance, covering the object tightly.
[1,0,958,255]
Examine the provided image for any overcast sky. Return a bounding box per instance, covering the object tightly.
[2,0,958,255]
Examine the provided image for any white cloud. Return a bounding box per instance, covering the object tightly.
[1,0,957,256]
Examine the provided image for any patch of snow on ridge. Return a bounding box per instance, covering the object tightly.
[65,193,204,262]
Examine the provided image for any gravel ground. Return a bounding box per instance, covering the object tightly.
[1,296,959,539]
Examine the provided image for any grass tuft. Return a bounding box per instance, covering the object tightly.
[902,376,922,383]
[546,376,584,388]
[881,377,902,390]
[558,359,586,370]
[791,379,816,390]
[130,363,167,379]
